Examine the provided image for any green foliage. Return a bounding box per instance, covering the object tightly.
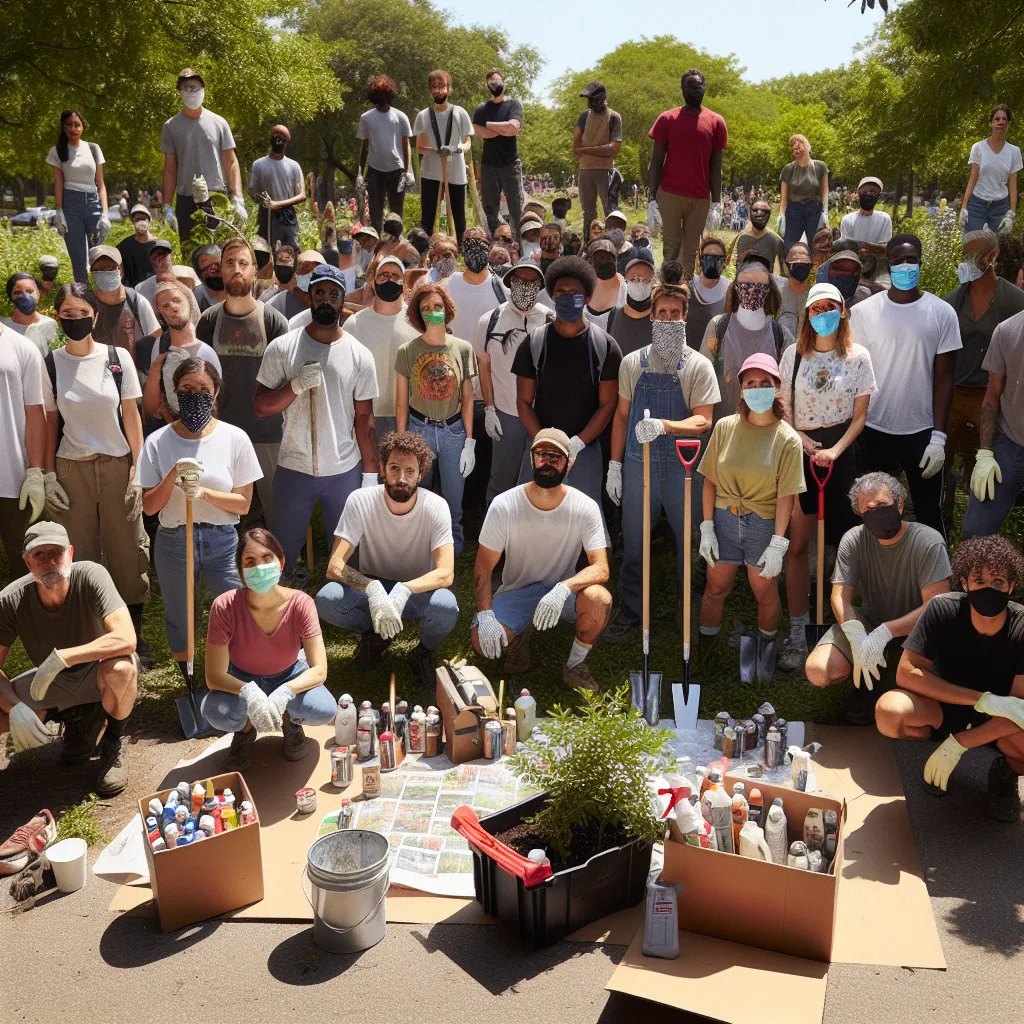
[912,209,964,297]
[507,685,670,860]
[56,794,109,847]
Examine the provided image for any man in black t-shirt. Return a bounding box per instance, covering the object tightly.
[881,535,1024,820]
[473,69,524,240]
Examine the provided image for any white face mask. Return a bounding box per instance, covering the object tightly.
[735,307,767,331]
[955,260,985,284]
[133,218,151,235]
[295,272,312,292]
[91,269,121,292]
[180,87,205,110]
[521,239,540,257]
[626,280,653,302]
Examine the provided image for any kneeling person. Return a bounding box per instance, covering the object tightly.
[316,431,459,691]
[0,523,138,797]
[472,429,612,692]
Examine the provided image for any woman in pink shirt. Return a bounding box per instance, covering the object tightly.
[203,528,332,770]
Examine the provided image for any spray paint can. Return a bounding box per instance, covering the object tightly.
[335,693,358,746]
[752,713,766,746]
[338,798,353,830]
[713,712,731,751]
[395,700,410,757]
[331,746,353,788]
[502,709,517,755]
[379,731,397,771]
[764,800,788,865]
[484,719,504,760]
[722,726,741,759]
[764,726,782,768]
[425,706,441,757]
[409,705,427,753]
[296,787,317,815]
[357,701,376,760]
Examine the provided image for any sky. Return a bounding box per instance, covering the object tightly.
[440,0,888,100]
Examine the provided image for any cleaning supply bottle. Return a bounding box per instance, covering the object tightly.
[409,705,427,753]
[764,801,788,865]
[335,693,358,746]
[502,708,517,755]
[803,808,825,851]
[822,809,838,871]
[175,782,190,807]
[515,689,537,741]
[731,783,749,853]
[700,768,721,823]
[357,701,376,760]
[738,820,772,861]
[706,776,734,853]
[425,707,441,756]
[696,766,710,801]
[378,701,393,737]
[191,782,205,817]
[748,788,763,828]
[789,747,816,793]
[642,879,680,960]
[673,791,715,849]
[221,789,238,829]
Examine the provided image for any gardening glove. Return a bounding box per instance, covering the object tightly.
[857,623,892,689]
[240,681,279,733]
[53,209,68,237]
[361,472,378,488]
[42,472,70,516]
[923,734,967,793]
[388,582,412,622]
[918,430,946,479]
[177,472,203,501]
[484,405,503,440]
[816,210,828,231]
[290,360,324,394]
[775,213,786,237]
[267,683,295,722]
[9,702,52,752]
[975,691,1024,731]
[634,411,666,445]
[230,194,249,224]
[706,202,723,231]
[533,582,571,631]
[840,619,871,689]
[646,199,662,231]
[606,460,622,505]
[125,477,143,522]
[366,579,402,639]
[566,434,586,465]
[439,143,459,158]
[971,448,1002,501]
[163,204,178,233]
[355,174,365,192]
[460,437,477,478]
[475,609,507,660]
[398,169,415,193]
[19,468,45,524]
[95,215,112,244]
[756,535,790,579]
[958,206,969,227]
[699,520,719,568]
[259,191,274,210]
[29,648,69,702]
[998,210,1016,236]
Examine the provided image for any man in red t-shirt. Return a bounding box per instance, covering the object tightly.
[647,69,728,279]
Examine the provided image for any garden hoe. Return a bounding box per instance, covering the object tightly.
[805,460,834,649]
[670,439,702,730]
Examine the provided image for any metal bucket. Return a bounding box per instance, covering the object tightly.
[302,829,390,953]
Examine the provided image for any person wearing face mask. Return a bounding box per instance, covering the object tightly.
[270,248,325,322]
[574,82,623,232]
[882,535,1024,818]
[3,274,57,360]
[604,209,631,258]
[427,237,459,284]
[134,238,176,308]
[538,223,563,274]
[474,260,551,502]
[116,205,158,288]
[87,246,161,358]
[518,214,543,261]
[850,234,963,539]
[776,242,815,337]
[583,239,626,329]
[605,249,656,356]
[261,244,297,306]
[139,357,261,675]
[473,69,524,240]
[839,177,893,284]
[804,472,950,722]
[817,243,876,307]
[606,284,719,640]
[160,69,246,242]
[248,125,305,253]
[472,429,611,692]
[352,225,379,275]
[0,521,140,796]
[488,244,512,279]
[356,75,415,236]
[737,200,785,275]
[960,104,1021,235]
[332,229,359,294]
[444,227,507,342]
[648,69,728,276]
[696,354,805,679]
[203,528,332,771]
[686,237,729,351]
[778,134,829,256]
[191,243,227,313]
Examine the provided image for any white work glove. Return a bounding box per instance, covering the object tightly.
[366,579,402,639]
[606,460,622,505]
[361,472,378,489]
[29,648,69,702]
[706,202,723,231]
[355,174,364,191]
[9,702,52,752]
[975,691,1024,731]
[290,360,324,394]
[95,215,112,244]
[476,609,507,660]
[176,471,203,501]
[163,203,178,232]
[43,471,70,516]
[634,410,666,445]
[857,623,892,689]
[923,734,967,793]
[230,194,249,224]
[567,435,586,465]
[533,582,571,631]
[646,199,662,231]
[816,210,828,231]
[958,206,968,227]
[53,209,68,237]
[970,448,1002,502]
[459,437,476,478]
[438,143,459,158]
[998,210,1016,236]
[259,191,274,210]
[699,520,719,568]
[19,467,45,524]
[840,619,871,689]
[484,405,503,441]
[775,213,786,237]
[267,683,295,722]
[388,582,412,621]
[125,478,143,522]
[397,169,415,194]
[240,680,280,733]
[756,535,790,579]
[918,430,946,479]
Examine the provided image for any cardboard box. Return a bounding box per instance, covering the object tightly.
[661,773,846,962]
[138,771,264,933]
[435,662,498,764]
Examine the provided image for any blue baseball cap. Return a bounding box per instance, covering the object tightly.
[309,263,348,293]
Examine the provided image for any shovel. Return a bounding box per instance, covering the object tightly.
[670,438,702,730]
[805,459,834,649]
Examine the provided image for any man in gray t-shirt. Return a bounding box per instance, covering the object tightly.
[315,431,458,689]
[248,124,306,251]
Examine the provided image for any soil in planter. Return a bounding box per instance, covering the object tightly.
[497,821,632,873]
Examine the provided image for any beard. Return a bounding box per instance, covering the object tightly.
[384,479,417,503]
[226,275,253,298]
[532,464,567,489]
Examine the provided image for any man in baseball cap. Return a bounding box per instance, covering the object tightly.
[117,204,158,288]
[575,82,622,233]
[89,244,161,348]
[249,124,305,251]
[839,176,893,283]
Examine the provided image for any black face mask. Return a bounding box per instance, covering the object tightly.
[374,279,403,302]
[861,503,902,540]
[787,262,812,283]
[177,390,214,434]
[829,271,859,301]
[533,463,567,489]
[594,262,617,281]
[204,275,224,292]
[271,137,286,154]
[626,293,652,311]
[312,302,341,325]
[60,316,93,341]
[701,254,725,280]
[967,586,1012,617]
[255,250,271,270]
[488,82,504,97]
[588,96,607,113]
[750,213,770,229]
[682,83,705,109]
[275,264,295,283]
[859,192,880,211]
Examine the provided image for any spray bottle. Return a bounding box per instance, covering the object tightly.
[738,820,773,861]
[335,693,358,746]
[706,775,734,853]
[731,782,749,853]
[764,800,788,866]
[515,689,537,741]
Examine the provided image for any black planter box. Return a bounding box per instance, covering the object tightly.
[470,792,654,947]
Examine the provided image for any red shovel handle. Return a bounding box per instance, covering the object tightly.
[451,806,553,886]
[809,459,833,520]
[676,439,702,476]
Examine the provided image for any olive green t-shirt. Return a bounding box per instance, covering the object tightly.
[698,413,805,520]
[780,160,828,203]
[395,335,478,421]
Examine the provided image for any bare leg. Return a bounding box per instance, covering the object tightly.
[805,643,851,688]
[95,656,138,720]
[875,689,944,739]
[996,730,1024,775]
[574,584,612,644]
[700,562,740,628]
[746,566,781,632]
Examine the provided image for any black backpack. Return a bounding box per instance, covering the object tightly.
[46,345,127,449]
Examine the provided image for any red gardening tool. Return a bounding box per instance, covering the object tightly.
[805,459,834,649]
[670,439,702,730]
[450,806,553,886]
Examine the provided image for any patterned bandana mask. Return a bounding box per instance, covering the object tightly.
[735,280,770,311]
[462,239,490,273]
[509,277,540,311]
[434,255,456,280]
[651,320,687,367]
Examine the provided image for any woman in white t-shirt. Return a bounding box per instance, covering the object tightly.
[45,110,111,285]
[137,357,262,671]
[777,282,875,672]
[2,273,58,360]
[962,104,1021,235]
[42,283,151,661]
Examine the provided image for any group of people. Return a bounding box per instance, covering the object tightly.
[2,67,1024,820]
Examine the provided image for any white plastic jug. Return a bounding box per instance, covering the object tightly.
[738,821,772,862]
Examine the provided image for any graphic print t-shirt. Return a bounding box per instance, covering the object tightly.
[394,335,477,421]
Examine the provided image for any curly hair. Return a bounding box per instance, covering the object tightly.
[847,472,906,514]
[366,74,398,106]
[951,535,1024,592]
[406,282,456,332]
[378,430,434,477]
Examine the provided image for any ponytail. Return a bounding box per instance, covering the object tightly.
[56,109,88,165]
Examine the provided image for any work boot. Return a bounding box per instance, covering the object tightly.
[407,643,436,697]
[60,703,106,764]
[95,737,129,797]
[0,809,56,876]
[504,624,533,674]
[778,636,808,674]
[352,630,392,670]
[225,727,258,772]
[603,611,640,644]
[985,755,1022,823]
[282,715,308,762]
[563,661,599,693]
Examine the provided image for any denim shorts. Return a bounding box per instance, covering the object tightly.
[478,581,579,636]
[713,505,775,567]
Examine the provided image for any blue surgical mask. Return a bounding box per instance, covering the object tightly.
[890,262,920,291]
[809,309,841,336]
[339,239,355,255]
[554,292,586,322]
[743,387,777,414]
[295,272,312,292]
[13,293,38,315]
[243,562,282,594]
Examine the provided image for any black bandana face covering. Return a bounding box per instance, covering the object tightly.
[861,503,901,540]
[463,239,490,273]
[967,586,1011,617]
[177,390,214,433]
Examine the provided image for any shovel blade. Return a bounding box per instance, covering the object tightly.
[643,671,663,727]
[739,634,757,683]
[629,671,646,715]
[671,680,701,730]
[805,624,828,652]
[175,688,220,740]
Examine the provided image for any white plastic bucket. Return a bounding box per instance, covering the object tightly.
[302,829,389,954]
[48,838,88,893]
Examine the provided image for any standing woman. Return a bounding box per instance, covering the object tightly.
[46,110,111,285]
[961,104,1021,235]
[584,239,626,328]
[395,283,477,554]
[777,134,829,257]
[777,283,876,672]
[136,358,262,677]
[42,283,152,666]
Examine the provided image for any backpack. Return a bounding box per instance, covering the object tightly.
[528,319,612,388]
[46,345,127,450]
[490,275,507,304]
[485,303,554,356]
[711,313,786,380]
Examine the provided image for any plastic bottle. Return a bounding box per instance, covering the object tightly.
[378,701,393,738]
[148,797,164,819]
[395,700,410,756]
[803,808,825,851]
[409,705,427,753]
[146,817,161,844]
[748,788,763,828]
[175,782,190,807]
[191,783,205,817]
[787,840,810,870]
[789,747,816,793]
[151,837,167,853]
[731,783,749,853]
[502,709,517,755]
[822,809,839,871]
[205,779,215,801]
[335,693,358,746]
[764,801,788,866]
[198,814,215,836]
[213,804,224,834]
[239,800,256,826]
[696,766,710,801]
[738,820,773,861]
[642,880,680,960]
[527,848,551,870]
[174,804,189,826]
[701,768,722,824]
[425,706,441,757]
[707,777,734,853]
[515,689,537,741]
[165,790,180,810]
[221,789,238,830]
[164,822,180,847]
[673,792,715,849]
[357,701,376,760]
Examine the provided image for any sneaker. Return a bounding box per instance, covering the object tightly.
[0,810,56,876]
[778,636,808,673]
[604,611,640,644]
[60,703,106,765]
[95,736,129,797]
[282,716,308,762]
[563,661,599,693]
[407,643,436,696]
[352,630,393,670]
[224,727,258,772]
[985,755,1021,823]
[504,624,534,674]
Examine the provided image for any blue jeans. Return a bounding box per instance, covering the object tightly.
[409,417,467,554]
[479,581,579,638]
[200,656,337,733]
[784,199,823,253]
[963,431,1024,538]
[154,524,241,656]
[965,194,1011,233]
[487,408,529,504]
[315,579,459,650]
[273,463,362,575]
[713,506,774,566]
[62,188,103,284]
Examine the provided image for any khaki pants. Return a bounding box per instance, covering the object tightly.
[657,188,710,278]
[579,168,611,232]
[53,454,149,605]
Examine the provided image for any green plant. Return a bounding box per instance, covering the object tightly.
[507,685,670,860]
[56,794,109,847]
